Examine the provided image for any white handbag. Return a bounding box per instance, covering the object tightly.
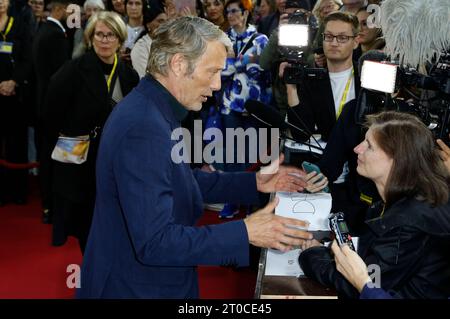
[51,135,90,164]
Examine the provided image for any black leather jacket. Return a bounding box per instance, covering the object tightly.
[299,197,450,299]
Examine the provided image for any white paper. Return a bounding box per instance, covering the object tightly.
[275,192,332,231]
[264,239,358,277]
[265,248,304,277]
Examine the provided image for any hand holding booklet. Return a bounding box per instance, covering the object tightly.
[265,191,332,277]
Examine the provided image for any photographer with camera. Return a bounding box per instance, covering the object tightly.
[284,11,360,143]
[299,111,450,299]
[259,0,314,119]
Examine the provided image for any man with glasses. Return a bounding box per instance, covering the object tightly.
[284,11,360,143]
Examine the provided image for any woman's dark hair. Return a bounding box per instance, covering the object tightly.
[365,111,450,206]
[356,6,383,35]
[106,0,124,14]
[224,0,252,27]
[135,0,165,41]
[258,0,276,14]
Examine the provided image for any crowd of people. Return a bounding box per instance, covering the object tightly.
[1,0,449,299]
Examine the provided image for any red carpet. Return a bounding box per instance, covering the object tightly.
[0,178,256,299]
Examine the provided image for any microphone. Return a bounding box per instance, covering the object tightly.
[244,99,324,152]
[380,0,450,67]
[244,99,288,130]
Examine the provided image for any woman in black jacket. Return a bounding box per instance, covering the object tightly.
[299,111,450,299]
[44,11,139,253]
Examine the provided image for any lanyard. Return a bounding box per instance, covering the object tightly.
[336,68,354,120]
[1,17,14,41]
[360,192,373,205]
[106,54,118,93]
[380,203,386,218]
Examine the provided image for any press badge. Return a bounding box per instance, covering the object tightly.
[0,41,13,54]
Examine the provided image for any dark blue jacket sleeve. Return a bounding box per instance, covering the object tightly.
[360,285,394,299]
[193,169,260,205]
[113,124,250,267]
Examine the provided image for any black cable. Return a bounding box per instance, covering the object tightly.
[288,106,325,152]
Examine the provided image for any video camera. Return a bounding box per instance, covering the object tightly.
[358,51,450,141]
[278,9,327,84]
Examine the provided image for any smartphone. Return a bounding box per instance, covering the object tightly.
[329,212,355,251]
[301,161,329,193]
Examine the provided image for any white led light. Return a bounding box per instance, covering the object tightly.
[278,24,309,47]
[361,60,397,94]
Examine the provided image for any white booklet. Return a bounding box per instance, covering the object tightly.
[275,191,332,231]
[265,192,332,277]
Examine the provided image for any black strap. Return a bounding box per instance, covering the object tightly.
[238,33,258,56]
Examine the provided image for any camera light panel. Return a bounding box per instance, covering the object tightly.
[278,24,309,47]
[361,60,397,94]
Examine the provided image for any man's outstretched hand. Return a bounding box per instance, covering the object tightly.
[244,198,313,252]
[256,154,307,193]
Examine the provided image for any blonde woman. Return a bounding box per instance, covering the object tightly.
[43,11,139,253]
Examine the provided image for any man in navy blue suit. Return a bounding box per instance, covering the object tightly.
[78,16,315,298]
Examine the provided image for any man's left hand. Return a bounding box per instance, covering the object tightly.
[256,154,307,193]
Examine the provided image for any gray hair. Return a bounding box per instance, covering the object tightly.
[84,0,105,10]
[147,16,232,77]
[84,11,128,48]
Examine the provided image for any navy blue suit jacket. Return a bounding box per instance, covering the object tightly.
[78,76,261,298]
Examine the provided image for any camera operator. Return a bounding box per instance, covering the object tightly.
[284,11,360,144]
[259,0,314,119]
[258,0,314,37]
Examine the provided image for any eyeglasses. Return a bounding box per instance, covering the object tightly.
[322,33,356,43]
[94,31,118,42]
[226,8,242,15]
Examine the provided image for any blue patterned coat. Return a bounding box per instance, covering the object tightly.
[219,25,272,114]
